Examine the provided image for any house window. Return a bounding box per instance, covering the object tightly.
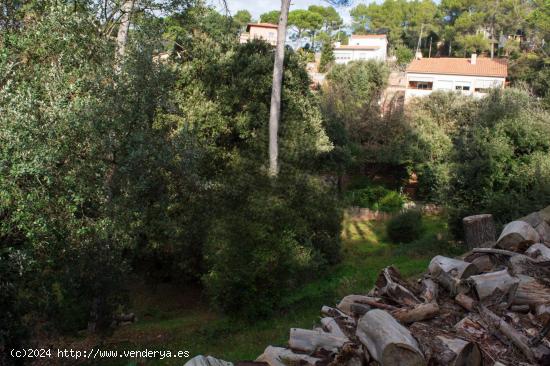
[409,81,433,90]
[455,85,471,91]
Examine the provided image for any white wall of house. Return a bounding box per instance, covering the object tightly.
[333,35,387,64]
[405,72,506,101]
[349,35,387,49]
[334,48,386,64]
[240,25,278,46]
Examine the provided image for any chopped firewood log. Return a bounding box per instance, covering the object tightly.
[355,309,425,366]
[510,305,530,313]
[375,266,420,306]
[337,295,379,316]
[454,316,486,341]
[289,328,349,353]
[328,342,365,366]
[463,214,496,250]
[513,274,550,306]
[349,303,370,316]
[391,303,439,324]
[536,304,550,323]
[410,322,481,366]
[535,221,550,244]
[429,256,478,295]
[256,346,323,366]
[321,306,355,326]
[185,356,233,366]
[525,243,550,262]
[478,305,550,364]
[420,278,438,303]
[353,297,398,311]
[470,255,495,272]
[468,269,519,305]
[455,293,476,312]
[519,212,544,228]
[320,317,348,339]
[497,221,540,252]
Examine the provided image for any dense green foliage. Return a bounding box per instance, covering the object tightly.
[386,210,424,243]
[319,41,334,72]
[404,89,550,234]
[319,60,390,176]
[348,0,548,70]
[0,2,342,355]
[345,186,406,212]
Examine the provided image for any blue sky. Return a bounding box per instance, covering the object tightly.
[218,0,367,24]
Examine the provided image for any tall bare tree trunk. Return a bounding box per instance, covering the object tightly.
[116,0,135,62]
[268,0,291,177]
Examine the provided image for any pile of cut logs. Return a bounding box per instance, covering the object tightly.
[186,206,550,366]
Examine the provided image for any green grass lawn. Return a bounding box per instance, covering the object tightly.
[92,213,463,365]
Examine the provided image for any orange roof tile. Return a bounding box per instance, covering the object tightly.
[246,23,278,31]
[406,57,508,77]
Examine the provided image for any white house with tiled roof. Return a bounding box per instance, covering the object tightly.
[333,34,387,64]
[405,54,508,101]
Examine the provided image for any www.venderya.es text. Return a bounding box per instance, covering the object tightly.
[10,348,191,360]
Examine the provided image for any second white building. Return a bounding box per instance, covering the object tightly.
[333,34,388,64]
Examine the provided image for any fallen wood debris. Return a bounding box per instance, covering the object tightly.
[188,206,550,366]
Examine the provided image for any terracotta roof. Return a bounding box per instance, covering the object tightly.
[335,45,380,50]
[246,23,278,31]
[406,57,508,77]
[350,34,387,39]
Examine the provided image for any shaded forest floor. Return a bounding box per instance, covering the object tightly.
[66,213,463,365]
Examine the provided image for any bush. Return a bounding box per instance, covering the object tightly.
[345,186,406,212]
[203,172,342,318]
[386,210,423,243]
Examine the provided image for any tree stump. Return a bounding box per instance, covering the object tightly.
[462,214,496,249]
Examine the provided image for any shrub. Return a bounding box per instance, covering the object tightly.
[203,172,342,318]
[345,186,406,212]
[386,210,423,243]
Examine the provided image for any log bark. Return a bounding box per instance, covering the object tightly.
[420,278,438,303]
[462,214,496,250]
[513,274,550,306]
[477,305,550,364]
[320,317,348,339]
[410,322,481,366]
[429,256,478,295]
[454,316,486,341]
[321,306,355,326]
[535,221,550,244]
[184,356,233,366]
[525,243,550,261]
[391,303,439,324]
[375,266,420,306]
[355,309,425,366]
[467,269,519,305]
[536,304,550,322]
[496,221,540,252]
[337,295,378,315]
[455,293,476,312]
[289,328,348,353]
[470,255,495,272]
[256,346,322,366]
